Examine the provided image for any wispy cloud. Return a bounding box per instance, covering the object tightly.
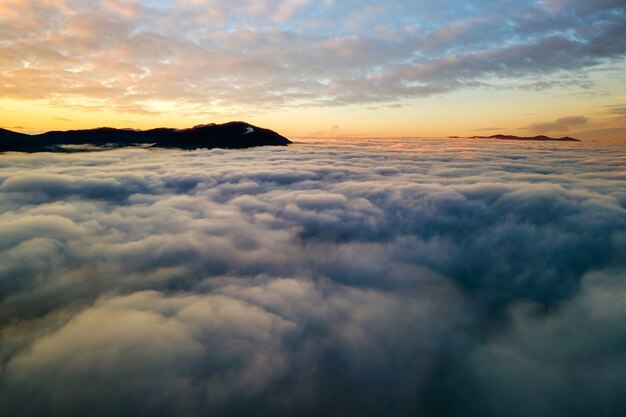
[601,104,626,116]
[525,116,589,133]
[472,126,505,132]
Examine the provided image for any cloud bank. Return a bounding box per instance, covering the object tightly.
[0,0,625,113]
[0,138,625,416]
[526,116,589,133]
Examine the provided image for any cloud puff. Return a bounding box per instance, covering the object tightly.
[526,116,589,133]
[0,138,625,416]
[0,0,624,113]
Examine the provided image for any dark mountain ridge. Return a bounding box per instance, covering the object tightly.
[0,122,291,153]
[469,134,580,142]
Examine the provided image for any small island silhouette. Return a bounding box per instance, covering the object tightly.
[0,121,291,153]
[468,134,580,142]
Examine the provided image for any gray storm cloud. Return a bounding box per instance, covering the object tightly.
[0,138,625,416]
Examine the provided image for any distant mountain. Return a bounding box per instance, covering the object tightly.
[469,134,580,142]
[0,122,291,153]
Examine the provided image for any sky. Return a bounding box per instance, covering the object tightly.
[1,138,625,416]
[2,2,626,414]
[1,0,626,140]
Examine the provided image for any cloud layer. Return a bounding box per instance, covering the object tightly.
[0,0,625,113]
[0,138,625,416]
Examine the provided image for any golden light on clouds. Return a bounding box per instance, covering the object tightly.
[1,3,626,415]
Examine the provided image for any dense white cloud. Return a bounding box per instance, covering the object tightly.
[0,0,624,113]
[0,138,625,415]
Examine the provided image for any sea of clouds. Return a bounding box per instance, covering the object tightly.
[1,138,625,416]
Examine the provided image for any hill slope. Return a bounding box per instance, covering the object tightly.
[0,122,291,152]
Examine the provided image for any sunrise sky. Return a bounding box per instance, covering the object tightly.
[1,0,625,141]
[3,3,626,416]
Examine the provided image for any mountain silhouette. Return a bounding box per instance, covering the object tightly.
[469,134,580,142]
[0,122,291,153]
